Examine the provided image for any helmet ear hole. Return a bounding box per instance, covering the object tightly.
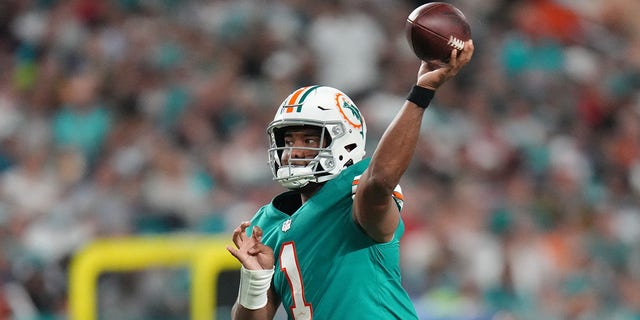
[345,143,356,152]
[343,159,354,167]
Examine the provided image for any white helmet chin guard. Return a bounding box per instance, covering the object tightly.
[267,85,367,189]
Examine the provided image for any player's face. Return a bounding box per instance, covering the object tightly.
[281,126,324,167]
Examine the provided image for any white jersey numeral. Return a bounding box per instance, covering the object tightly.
[280,242,313,319]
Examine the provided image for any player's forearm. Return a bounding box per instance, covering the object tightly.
[231,302,273,320]
[354,100,426,242]
[231,270,280,320]
[367,101,426,192]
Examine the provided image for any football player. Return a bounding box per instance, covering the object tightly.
[228,40,474,320]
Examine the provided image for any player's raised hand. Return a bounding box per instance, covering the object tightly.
[416,39,474,90]
[227,221,274,270]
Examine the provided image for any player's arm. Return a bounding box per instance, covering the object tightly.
[231,286,281,320]
[353,40,474,243]
[227,222,279,320]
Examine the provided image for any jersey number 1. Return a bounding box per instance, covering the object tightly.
[280,242,313,319]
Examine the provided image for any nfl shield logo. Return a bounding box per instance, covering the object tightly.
[282,219,292,232]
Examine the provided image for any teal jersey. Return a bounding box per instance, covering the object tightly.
[249,158,418,320]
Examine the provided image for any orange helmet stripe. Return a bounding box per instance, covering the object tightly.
[282,86,322,113]
[287,86,310,105]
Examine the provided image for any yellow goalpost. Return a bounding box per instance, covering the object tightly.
[69,235,240,320]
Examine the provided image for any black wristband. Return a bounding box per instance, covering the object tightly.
[407,85,435,109]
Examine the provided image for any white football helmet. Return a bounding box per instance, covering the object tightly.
[267,85,367,189]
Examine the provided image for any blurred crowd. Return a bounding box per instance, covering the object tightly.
[0,0,639,319]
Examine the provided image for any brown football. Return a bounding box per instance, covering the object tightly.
[405,2,471,62]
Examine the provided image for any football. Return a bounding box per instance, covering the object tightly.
[405,2,471,62]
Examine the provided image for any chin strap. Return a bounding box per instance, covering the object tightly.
[276,166,315,189]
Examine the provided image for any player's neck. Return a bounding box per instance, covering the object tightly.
[299,182,323,203]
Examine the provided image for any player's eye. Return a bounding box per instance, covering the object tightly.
[284,139,294,147]
[306,135,323,146]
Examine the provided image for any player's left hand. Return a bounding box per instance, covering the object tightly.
[417,39,474,90]
[227,221,275,270]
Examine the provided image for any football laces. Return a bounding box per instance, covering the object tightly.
[447,36,465,50]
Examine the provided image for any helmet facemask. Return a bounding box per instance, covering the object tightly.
[268,123,336,189]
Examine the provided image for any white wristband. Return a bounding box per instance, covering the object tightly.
[238,266,275,310]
